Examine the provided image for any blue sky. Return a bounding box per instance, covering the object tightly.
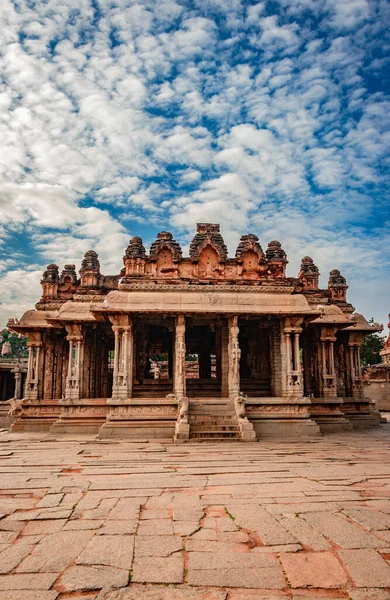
[0,0,389,328]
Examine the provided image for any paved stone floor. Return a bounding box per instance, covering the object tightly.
[1,426,390,600]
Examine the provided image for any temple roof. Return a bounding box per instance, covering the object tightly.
[8,310,57,331]
[91,289,320,316]
[344,313,383,333]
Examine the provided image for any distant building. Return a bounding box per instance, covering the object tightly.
[364,315,390,411]
[7,223,382,440]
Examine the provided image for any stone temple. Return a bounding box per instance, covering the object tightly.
[7,223,382,441]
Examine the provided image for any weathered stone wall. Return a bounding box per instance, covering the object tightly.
[364,365,390,411]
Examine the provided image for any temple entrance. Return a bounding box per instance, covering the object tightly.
[133,319,174,397]
[239,319,272,397]
[185,320,222,397]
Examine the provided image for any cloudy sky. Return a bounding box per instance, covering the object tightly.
[0,0,389,328]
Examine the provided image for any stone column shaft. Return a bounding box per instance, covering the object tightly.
[65,328,85,401]
[174,315,186,400]
[281,318,303,399]
[228,315,240,399]
[319,328,337,398]
[111,321,133,401]
[25,335,43,401]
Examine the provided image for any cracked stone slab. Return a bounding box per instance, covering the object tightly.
[76,534,134,569]
[279,552,348,589]
[59,565,129,592]
[0,573,60,590]
[303,512,384,548]
[132,555,184,583]
[16,530,93,573]
[98,585,228,599]
[338,548,390,587]
[226,505,297,546]
[134,535,182,557]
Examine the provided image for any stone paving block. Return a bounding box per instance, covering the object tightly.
[186,539,248,553]
[16,530,93,572]
[0,573,59,589]
[0,532,18,544]
[252,543,303,552]
[77,534,134,569]
[191,528,217,541]
[228,594,290,600]
[218,530,250,542]
[276,514,330,550]
[343,508,390,531]
[107,498,141,520]
[132,555,184,583]
[226,504,297,545]
[99,583,227,599]
[303,512,383,548]
[22,519,68,534]
[135,534,182,557]
[280,551,348,589]
[83,498,118,520]
[141,509,171,520]
[173,509,204,521]
[188,567,285,589]
[0,592,59,600]
[63,519,104,530]
[266,502,336,514]
[173,521,200,536]
[36,494,64,508]
[137,519,174,536]
[59,564,129,592]
[188,551,277,570]
[338,548,390,587]
[348,589,390,600]
[0,518,31,531]
[35,509,73,520]
[0,543,33,574]
[98,520,138,535]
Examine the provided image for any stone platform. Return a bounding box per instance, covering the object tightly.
[1,426,390,599]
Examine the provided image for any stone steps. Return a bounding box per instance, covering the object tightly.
[188,397,241,441]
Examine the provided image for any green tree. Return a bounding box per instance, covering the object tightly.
[360,319,385,366]
[0,329,28,358]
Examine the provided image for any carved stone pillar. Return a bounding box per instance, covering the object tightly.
[228,315,240,399]
[281,317,304,398]
[65,324,85,401]
[348,332,364,399]
[110,316,133,402]
[24,332,43,401]
[221,321,229,397]
[174,315,186,400]
[319,327,338,397]
[11,365,23,400]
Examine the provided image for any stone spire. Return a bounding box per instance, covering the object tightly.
[298,256,319,290]
[149,232,182,261]
[80,251,100,287]
[265,240,288,277]
[190,223,228,262]
[235,234,265,261]
[124,236,146,260]
[328,269,348,302]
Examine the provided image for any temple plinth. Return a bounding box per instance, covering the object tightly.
[6,223,383,440]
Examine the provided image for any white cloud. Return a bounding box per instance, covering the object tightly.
[0,0,388,328]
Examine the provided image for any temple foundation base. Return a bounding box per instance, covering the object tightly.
[342,399,382,429]
[98,397,178,440]
[245,397,320,439]
[50,399,109,434]
[11,401,60,432]
[252,418,320,439]
[310,397,353,433]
